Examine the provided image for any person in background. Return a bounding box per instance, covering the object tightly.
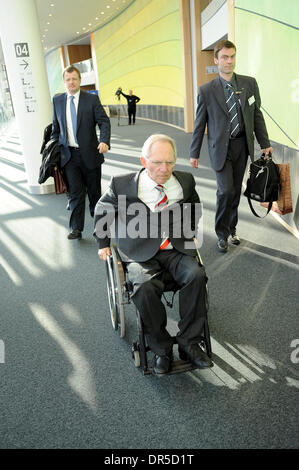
[120,89,140,125]
[189,40,273,253]
[51,66,111,240]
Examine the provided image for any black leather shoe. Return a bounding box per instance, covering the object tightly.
[153,354,173,375]
[67,229,82,240]
[217,239,228,253]
[178,343,213,368]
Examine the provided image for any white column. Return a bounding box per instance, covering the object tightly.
[189,0,198,117]
[0,0,54,194]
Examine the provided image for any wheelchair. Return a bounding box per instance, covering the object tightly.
[105,243,213,376]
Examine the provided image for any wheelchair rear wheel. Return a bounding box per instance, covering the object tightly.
[105,246,126,338]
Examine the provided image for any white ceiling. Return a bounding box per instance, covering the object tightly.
[35,0,131,53]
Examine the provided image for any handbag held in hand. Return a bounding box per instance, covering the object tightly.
[244,154,280,217]
[53,166,67,194]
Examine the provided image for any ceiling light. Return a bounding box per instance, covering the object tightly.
[49,13,52,17]
[95,17,99,20]
[88,23,92,26]
[101,11,105,14]
[106,5,110,7]
[47,21,50,25]
[50,3,54,6]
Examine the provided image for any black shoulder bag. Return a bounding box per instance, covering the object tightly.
[244,154,280,217]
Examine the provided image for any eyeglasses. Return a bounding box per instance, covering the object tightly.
[148,160,175,167]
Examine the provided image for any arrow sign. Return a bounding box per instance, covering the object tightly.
[20,59,29,69]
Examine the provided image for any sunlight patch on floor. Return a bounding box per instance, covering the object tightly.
[30,303,98,412]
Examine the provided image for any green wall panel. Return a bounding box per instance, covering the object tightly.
[93,0,183,107]
[235,0,299,149]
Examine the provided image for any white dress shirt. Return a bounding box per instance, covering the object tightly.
[66,90,80,147]
[138,170,183,210]
[138,170,183,249]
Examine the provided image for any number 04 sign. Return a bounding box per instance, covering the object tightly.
[14,42,37,113]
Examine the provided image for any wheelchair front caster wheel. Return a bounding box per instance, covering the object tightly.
[132,342,141,367]
[133,350,141,367]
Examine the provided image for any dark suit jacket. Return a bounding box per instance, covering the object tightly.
[120,91,140,109]
[93,169,201,262]
[51,91,111,169]
[189,74,270,172]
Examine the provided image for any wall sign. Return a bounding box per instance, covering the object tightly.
[206,65,218,75]
[14,42,37,113]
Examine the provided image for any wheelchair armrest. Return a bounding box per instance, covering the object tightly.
[109,243,126,286]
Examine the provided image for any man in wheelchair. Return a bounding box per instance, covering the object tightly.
[94,134,213,375]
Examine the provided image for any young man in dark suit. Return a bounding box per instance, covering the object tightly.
[189,40,273,253]
[51,66,111,240]
[94,134,213,375]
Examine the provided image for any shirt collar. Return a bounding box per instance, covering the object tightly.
[144,170,174,189]
[67,90,80,99]
[219,73,237,89]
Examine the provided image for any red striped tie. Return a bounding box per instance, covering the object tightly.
[155,184,170,250]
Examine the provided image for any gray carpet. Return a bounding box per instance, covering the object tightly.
[0,118,298,449]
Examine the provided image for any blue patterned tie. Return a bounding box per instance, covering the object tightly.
[70,95,78,144]
[226,83,240,138]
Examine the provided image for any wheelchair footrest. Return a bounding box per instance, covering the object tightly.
[150,359,198,377]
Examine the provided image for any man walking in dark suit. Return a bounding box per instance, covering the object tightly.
[120,89,140,125]
[94,134,213,375]
[51,66,111,240]
[189,40,273,253]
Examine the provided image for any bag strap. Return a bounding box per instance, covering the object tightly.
[247,197,273,218]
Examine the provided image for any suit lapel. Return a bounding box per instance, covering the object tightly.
[173,171,188,201]
[77,90,84,130]
[235,74,247,110]
[213,77,229,116]
[58,93,67,131]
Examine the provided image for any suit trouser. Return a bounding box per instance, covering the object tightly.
[63,148,102,231]
[126,249,208,356]
[215,136,248,240]
[128,106,136,124]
